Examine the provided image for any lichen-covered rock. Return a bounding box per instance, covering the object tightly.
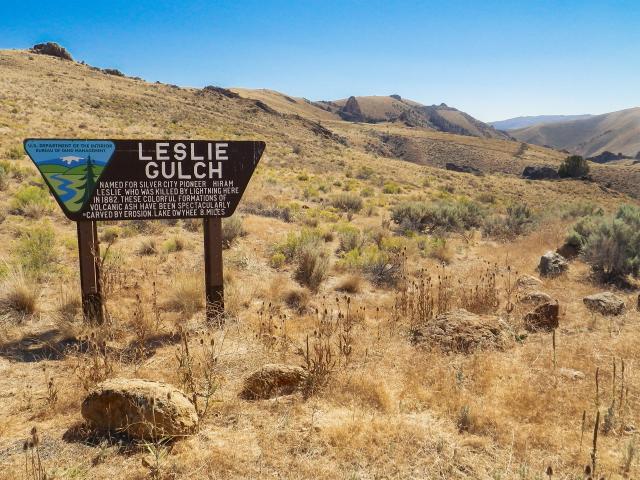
[31,42,73,61]
[410,309,509,354]
[523,301,559,332]
[583,292,625,316]
[538,251,568,277]
[81,378,198,440]
[515,275,543,291]
[239,364,307,400]
[518,290,553,306]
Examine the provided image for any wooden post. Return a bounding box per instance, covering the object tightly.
[203,217,224,323]
[77,220,103,324]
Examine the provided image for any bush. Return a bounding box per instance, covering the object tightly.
[336,224,363,253]
[338,244,402,287]
[222,216,246,248]
[273,228,324,261]
[269,252,286,269]
[558,155,590,178]
[330,193,363,213]
[294,243,330,290]
[164,275,203,315]
[10,185,53,217]
[382,182,401,194]
[0,268,39,317]
[391,199,484,233]
[163,236,185,253]
[17,224,57,274]
[567,204,640,281]
[482,203,536,239]
[137,238,158,256]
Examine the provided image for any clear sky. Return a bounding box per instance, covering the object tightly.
[2,0,639,121]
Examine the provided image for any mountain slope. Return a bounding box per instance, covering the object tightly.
[490,114,593,131]
[510,107,640,157]
[320,95,511,139]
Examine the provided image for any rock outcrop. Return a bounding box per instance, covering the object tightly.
[239,364,307,400]
[410,309,509,353]
[523,300,559,332]
[538,251,568,277]
[522,165,559,180]
[519,290,553,306]
[445,163,482,175]
[81,378,198,440]
[31,42,73,61]
[583,292,625,316]
[339,96,365,122]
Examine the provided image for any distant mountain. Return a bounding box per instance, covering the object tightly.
[509,107,640,157]
[318,95,510,140]
[490,115,594,131]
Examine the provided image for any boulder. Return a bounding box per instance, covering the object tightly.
[538,251,568,277]
[81,378,198,440]
[410,309,509,354]
[518,290,553,306]
[515,275,543,291]
[523,300,559,332]
[239,364,307,400]
[31,42,73,61]
[445,163,482,175]
[583,292,625,316]
[522,165,559,180]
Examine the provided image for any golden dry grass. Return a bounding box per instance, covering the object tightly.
[0,49,639,479]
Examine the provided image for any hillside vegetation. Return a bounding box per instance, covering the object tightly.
[0,49,639,479]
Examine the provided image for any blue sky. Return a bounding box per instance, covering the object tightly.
[2,0,639,121]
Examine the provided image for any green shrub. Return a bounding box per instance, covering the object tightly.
[482,203,536,239]
[222,216,246,248]
[17,224,57,273]
[269,252,286,269]
[336,224,363,253]
[356,166,374,180]
[163,236,185,253]
[567,204,640,281]
[294,243,329,290]
[330,193,363,213]
[0,164,7,190]
[338,244,401,286]
[10,185,53,217]
[558,155,590,178]
[273,228,324,261]
[382,182,401,194]
[391,199,484,233]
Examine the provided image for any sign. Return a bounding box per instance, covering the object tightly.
[23,138,265,324]
[24,139,265,221]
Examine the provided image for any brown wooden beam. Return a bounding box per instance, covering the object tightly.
[77,220,103,324]
[203,217,224,324]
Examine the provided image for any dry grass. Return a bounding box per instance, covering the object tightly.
[0,268,39,318]
[0,48,639,480]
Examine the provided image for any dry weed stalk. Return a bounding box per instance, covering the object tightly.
[175,327,222,419]
[72,332,115,391]
[23,427,46,480]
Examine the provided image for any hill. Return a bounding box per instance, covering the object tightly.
[510,107,640,157]
[1,48,640,480]
[490,114,593,131]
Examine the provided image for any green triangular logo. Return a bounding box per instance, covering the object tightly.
[24,140,115,213]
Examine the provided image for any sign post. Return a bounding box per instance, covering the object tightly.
[203,217,224,323]
[77,220,103,323]
[24,139,265,325]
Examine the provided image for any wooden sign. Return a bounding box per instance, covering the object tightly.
[24,139,265,221]
[24,139,266,323]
